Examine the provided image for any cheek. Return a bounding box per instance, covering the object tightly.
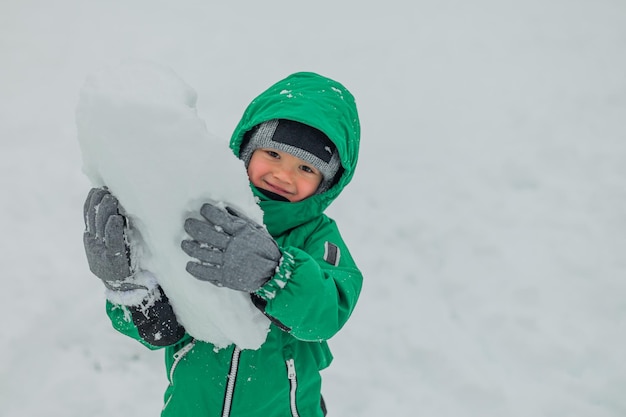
[247,166,262,184]
[247,160,271,188]
[246,156,262,178]
[298,176,322,195]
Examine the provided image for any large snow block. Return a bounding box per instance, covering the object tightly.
[76,61,269,349]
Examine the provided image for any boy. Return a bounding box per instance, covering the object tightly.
[82,72,362,416]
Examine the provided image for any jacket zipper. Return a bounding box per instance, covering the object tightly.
[222,346,242,417]
[163,340,195,411]
[169,340,195,384]
[286,358,300,417]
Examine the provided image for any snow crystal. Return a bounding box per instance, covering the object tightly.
[279,89,294,98]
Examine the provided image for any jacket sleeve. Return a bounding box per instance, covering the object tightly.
[253,219,362,341]
[106,286,186,349]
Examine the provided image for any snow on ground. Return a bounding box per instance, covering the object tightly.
[1,0,625,416]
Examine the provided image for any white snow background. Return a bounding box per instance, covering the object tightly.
[1,0,625,416]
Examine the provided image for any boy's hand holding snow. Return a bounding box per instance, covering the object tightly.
[83,188,146,292]
[181,203,281,292]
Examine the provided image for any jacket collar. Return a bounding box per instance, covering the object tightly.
[251,185,323,237]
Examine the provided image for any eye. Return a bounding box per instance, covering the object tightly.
[265,150,280,159]
[300,165,316,174]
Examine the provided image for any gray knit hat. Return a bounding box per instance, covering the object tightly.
[240,119,342,193]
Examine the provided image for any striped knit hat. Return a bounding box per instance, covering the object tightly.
[239,119,342,193]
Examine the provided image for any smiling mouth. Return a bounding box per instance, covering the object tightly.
[264,180,292,196]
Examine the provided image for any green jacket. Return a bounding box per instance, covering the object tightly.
[106,72,362,417]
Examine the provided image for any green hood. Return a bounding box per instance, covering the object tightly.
[230,72,360,235]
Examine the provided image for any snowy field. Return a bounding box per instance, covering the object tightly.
[1,1,625,416]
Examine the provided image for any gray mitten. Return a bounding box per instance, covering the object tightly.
[181,203,281,292]
[83,188,144,292]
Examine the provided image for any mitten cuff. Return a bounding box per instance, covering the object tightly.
[255,250,296,301]
[105,270,160,306]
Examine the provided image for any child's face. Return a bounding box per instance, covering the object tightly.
[247,148,323,202]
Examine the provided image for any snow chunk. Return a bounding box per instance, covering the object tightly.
[76,61,270,349]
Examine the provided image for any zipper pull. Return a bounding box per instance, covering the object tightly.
[174,340,195,360]
[286,358,296,380]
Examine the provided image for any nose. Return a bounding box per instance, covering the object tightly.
[272,164,296,184]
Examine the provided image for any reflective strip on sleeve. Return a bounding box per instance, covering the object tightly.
[323,242,340,266]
